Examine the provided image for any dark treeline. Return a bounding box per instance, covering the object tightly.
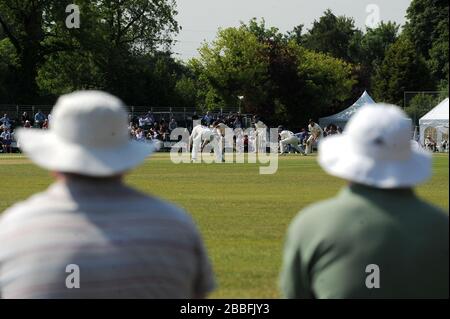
[0,0,448,127]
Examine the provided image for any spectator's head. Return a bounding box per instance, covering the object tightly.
[318,104,431,189]
[16,91,156,178]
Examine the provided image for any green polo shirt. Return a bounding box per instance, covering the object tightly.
[280,184,449,299]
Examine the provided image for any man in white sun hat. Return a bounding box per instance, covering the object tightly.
[280,103,448,299]
[0,91,215,299]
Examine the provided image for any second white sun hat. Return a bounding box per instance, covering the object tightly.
[318,103,432,189]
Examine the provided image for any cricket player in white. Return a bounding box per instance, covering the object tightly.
[205,123,223,163]
[279,126,306,155]
[254,116,267,153]
[190,120,207,162]
[236,131,244,154]
[306,119,324,154]
[213,122,227,161]
[248,129,257,153]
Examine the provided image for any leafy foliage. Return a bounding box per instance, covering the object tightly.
[191,20,355,127]
[302,9,362,63]
[372,36,434,106]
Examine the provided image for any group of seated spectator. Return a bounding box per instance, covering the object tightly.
[0,113,15,153]
[129,112,178,142]
[323,123,342,137]
[129,122,173,142]
[425,135,449,152]
[0,126,13,153]
[19,110,51,129]
[425,135,437,152]
[0,110,51,153]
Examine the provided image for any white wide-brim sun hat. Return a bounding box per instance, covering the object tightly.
[16,91,156,177]
[318,103,432,189]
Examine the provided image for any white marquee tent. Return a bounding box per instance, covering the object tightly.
[419,98,449,146]
[319,90,375,128]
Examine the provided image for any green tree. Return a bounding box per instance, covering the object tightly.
[404,0,449,83]
[404,0,448,59]
[0,0,74,102]
[190,20,355,127]
[372,36,434,106]
[0,37,19,102]
[427,20,449,84]
[174,75,197,109]
[299,9,365,105]
[286,24,304,45]
[193,25,270,115]
[359,22,400,71]
[289,42,356,123]
[302,9,362,63]
[0,0,179,103]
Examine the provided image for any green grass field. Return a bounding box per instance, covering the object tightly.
[0,153,448,298]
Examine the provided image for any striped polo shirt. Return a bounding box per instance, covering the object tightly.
[0,179,215,299]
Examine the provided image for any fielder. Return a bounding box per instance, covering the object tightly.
[204,122,223,163]
[213,121,226,161]
[254,116,267,153]
[279,126,306,155]
[189,119,208,162]
[306,119,324,154]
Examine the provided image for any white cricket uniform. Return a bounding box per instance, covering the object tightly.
[235,130,245,154]
[191,126,222,162]
[280,130,304,154]
[306,123,324,154]
[201,127,222,163]
[248,130,257,153]
[255,121,267,153]
[212,127,224,162]
[190,125,206,161]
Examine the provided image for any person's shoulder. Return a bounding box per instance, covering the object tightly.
[290,188,367,233]
[131,191,199,230]
[283,196,345,249]
[0,188,55,228]
[292,196,344,227]
[414,197,449,223]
